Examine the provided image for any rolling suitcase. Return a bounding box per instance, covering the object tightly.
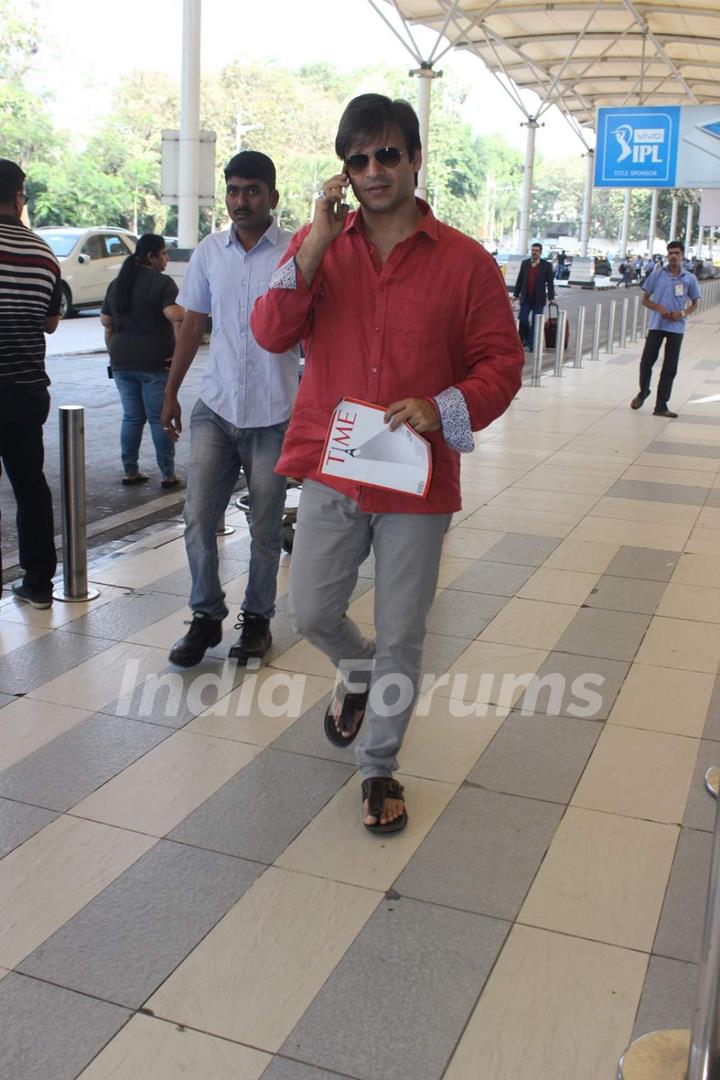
[544,302,570,349]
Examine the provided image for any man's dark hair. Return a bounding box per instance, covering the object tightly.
[531,242,542,251]
[335,94,421,162]
[223,151,276,191]
[0,159,26,203]
[667,239,684,252]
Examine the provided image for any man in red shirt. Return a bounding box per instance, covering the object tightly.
[252,94,523,834]
[513,242,555,351]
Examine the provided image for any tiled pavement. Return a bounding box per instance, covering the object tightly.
[2,305,720,1079]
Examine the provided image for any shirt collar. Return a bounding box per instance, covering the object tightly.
[224,216,279,251]
[0,213,21,226]
[345,198,439,242]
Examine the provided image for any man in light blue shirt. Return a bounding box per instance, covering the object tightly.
[161,151,299,667]
[631,239,700,418]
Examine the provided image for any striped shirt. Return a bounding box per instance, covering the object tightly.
[0,215,61,391]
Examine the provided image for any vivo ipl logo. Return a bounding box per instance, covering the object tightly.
[596,107,680,186]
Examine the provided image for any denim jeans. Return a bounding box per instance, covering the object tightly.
[184,399,288,620]
[113,369,175,479]
[518,301,546,349]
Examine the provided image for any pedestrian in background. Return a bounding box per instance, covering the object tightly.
[513,242,554,351]
[0,159,61,610]
[101,234,184,487]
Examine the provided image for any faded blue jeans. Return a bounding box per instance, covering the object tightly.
[113,369,175,479]
[184,398,288,621]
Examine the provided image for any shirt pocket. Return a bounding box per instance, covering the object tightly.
[386,285,445,344]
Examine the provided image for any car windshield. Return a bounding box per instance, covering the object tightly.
[39,233,77,257]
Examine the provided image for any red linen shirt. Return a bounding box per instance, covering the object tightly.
[251,201,523,514]
[526,262,539,302]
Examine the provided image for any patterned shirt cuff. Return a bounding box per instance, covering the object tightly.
[433,387,475,453]
[269,258,297,290]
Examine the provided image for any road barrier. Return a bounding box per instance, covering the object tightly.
[53,406,99,603]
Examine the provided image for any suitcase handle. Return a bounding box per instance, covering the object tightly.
[547,301,560,316]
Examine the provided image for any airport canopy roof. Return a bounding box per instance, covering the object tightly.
[380,1,720,141]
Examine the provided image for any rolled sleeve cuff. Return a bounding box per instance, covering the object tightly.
[433,387,475,453]
[269,258,297,290]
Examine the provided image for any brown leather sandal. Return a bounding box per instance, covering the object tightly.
[361,777,407,835]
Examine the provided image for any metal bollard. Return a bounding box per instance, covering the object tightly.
[553,309,567,377]
[606,300,616,354]
[619,297,629,347]
[573,305,586,368]
[53,406,99,602]
[530,313,545,387]
[617,767,720,1079]
[216,511,235,536]
[641,305,649,338]
[631,295,640,342]
[591,303,602,361]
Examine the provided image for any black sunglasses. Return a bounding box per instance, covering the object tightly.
[344,146,404,175]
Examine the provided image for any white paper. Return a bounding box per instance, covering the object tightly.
[320,398,432,497]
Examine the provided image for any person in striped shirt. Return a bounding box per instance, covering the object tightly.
[0,160,62,609]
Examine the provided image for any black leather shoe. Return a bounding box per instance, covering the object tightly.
[169,614,222,667]
[228,612,272,663]
[630,394,646,410]
[653,408,678,418]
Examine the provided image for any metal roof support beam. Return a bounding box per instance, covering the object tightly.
[621,0,700,102]
[178,0,201,249]
[367,0,423,64]
[411,62,443,201]
[620,188,632,256]
[648,188,659,254]
[518,117,539,256]
[580,149,595,256]
[670,193,679,240]
[535,0,604,119]
[686,202,694,249]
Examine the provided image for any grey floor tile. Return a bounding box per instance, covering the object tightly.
[654,828,711,964]
[606,479,708,506]
[421,632,474,682]
[467,711,602,804]
[261,1061,349,1080]
[0,972,129,1080]
[150,554,249,600]
[651,441,720,459]
[281,896,509,1080]
[0,692,16,709]
[554,607,651,661]
[703,677,720,741]
[19,840,261,1008]
[396,786,562,919]
[481,533,561,567]
[684,741,720,833]
[0,797,57,858]
[705,490,720,509]
[692,360,720,371]
[61,590,185,642]
[632,956,698,1040]
[0,712,171,812]
[517,651,629,720]
[605,546,679,582]
[451,559,535,597]
[109,655,249,729]
[170,748,354,863]
[584,575,666,615]
[272,694,356,766]
[0,630,114,696]
[426,589,507,639]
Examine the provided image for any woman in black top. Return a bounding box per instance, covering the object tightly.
[101,234,184,487]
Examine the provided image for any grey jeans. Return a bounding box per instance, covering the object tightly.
[288,480,451,779]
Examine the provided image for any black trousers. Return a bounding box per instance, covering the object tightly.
[638,330,683,409]
[0,386,57,591]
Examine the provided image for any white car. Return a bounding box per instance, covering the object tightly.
[35,227,137,317]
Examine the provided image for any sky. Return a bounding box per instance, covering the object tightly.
[33,0,588,162]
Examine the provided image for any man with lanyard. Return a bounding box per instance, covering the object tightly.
[0,159,61,608]
[161,151,299,666]
[631,239,700,418]
[252,94,523,835]
[513,242,555,351]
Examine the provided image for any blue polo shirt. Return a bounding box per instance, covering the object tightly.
[643,264,700,335]
[179,219,300,428]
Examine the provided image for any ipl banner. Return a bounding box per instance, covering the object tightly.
[595,106,720,188]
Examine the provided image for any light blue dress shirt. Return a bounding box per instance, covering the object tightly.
[178,219,300,428]
[643,265,701,335]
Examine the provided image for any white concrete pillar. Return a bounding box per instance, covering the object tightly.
[412,64,438,203]
[580,149,594,256]
[669,194,679,241]
[686,202,694,250]
[518,118,538,255]
[647,189,658,255]
[178,0,201,249]
[619,188,631,256]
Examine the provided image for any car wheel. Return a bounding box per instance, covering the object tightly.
[59,284,73,319]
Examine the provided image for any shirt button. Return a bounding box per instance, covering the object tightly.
[371,366,378,374]
[374,327,380,333]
